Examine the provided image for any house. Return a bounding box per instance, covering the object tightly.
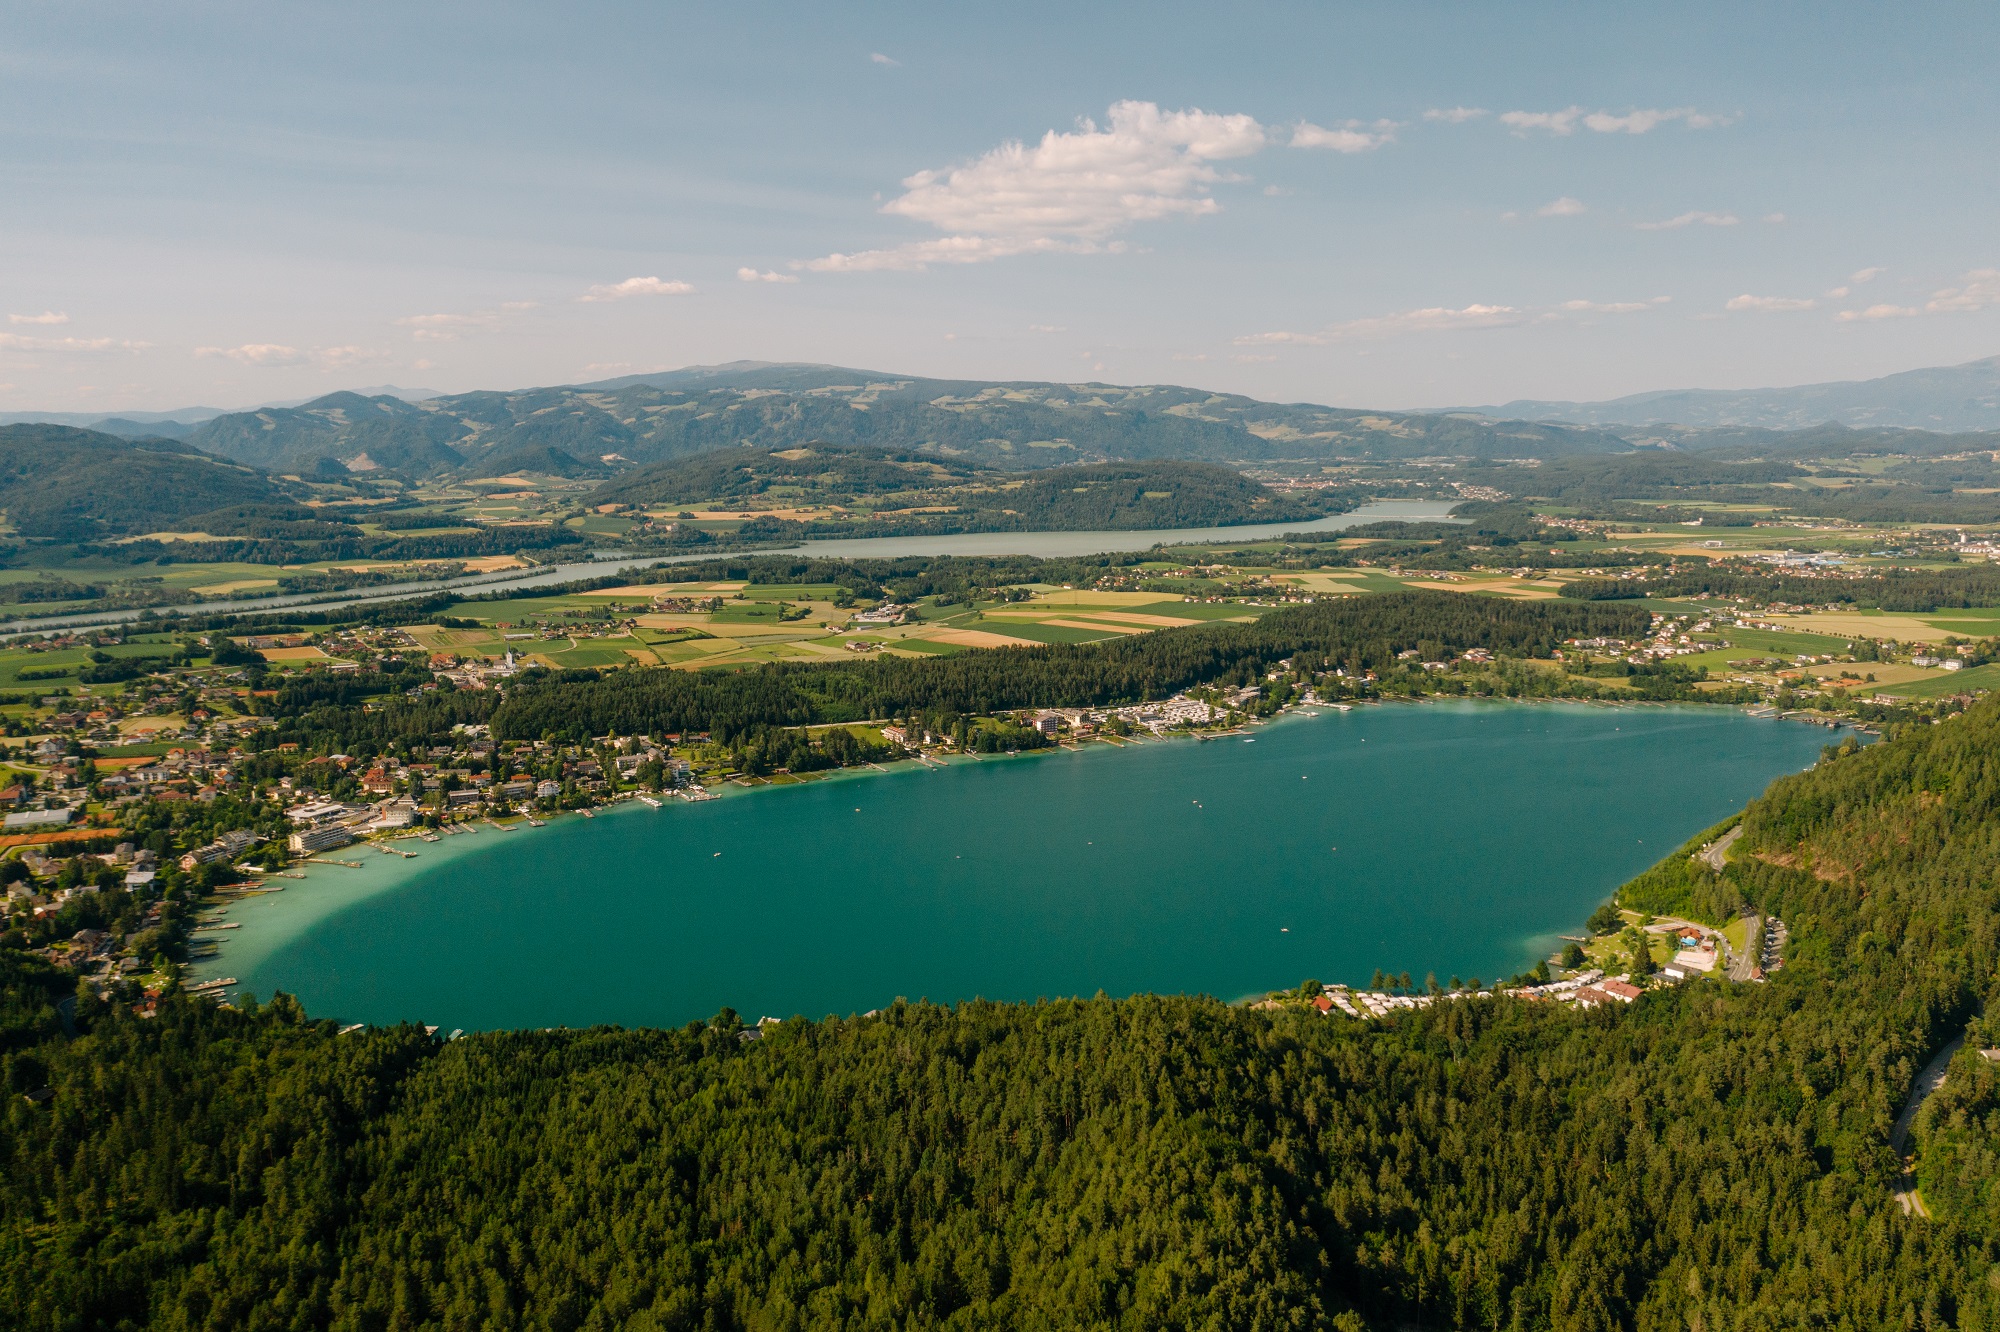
[1312,994,1335,1015]
[880,726,908,745]
[123,869,157,889]
[1572,986,1611,1009]
[446,789,482,807]
[1032,713,1062,738]
[500,779,533,800]
[1599,980,1642,1003]
[535,779,562,799]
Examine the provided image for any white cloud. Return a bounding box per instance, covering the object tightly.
[1291,118,1398,153]
[1028,324,1066,333]
[580,276,695,301]
[1237,304,1525,345]
[1557,299,1651,313]
[736,267,800,284]
[1835,304,1918,322]
[1850,266,1886,284]
[801,100,1267,273]
[1725,294,1815,313]
[8,311,68,325]
[194,343,306,365]
[394,312,499,342]
[316,345,387,368]
[1927,269,2000,313]
[501,300,542,311]
[1423,106,1488,123]
[1537,196,1586,218]
[1502,106,1731,136]
[1763,212,1788,224]
[870,52,899,66]
[0,332,146,352]
[1500,107,1584,136]
[1825,287,1850,299]
[1239,296,1660,346]
[1635,211,1740,230]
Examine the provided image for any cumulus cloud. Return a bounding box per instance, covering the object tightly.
[1835,305,1918,322]
[801,100,1267,273]
[8,311,68,325]
[1537,196,1586,218]
[736,267,799,284]
[1423,106,1488,123]
[1927,269,2000,313]
[580,276,695,301]
[1291,118,1399,152]
[1635,211,1740,230]
[194,343,306,365]
[1501,106,1731,136]
[870,52,899,66]
[1725,294,1815,313]
[1850,266,1886,284]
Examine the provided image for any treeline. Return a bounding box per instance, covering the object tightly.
[1559,564,2000,611]
[9,700,2000,1327]
[74,523,586,567]
[486,593,1650,742]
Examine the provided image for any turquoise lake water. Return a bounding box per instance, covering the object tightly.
[209,703,1832,1030]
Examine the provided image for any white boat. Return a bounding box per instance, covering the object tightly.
[638,795,663,808]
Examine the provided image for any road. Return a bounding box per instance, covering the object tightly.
[1891,1034,1966,1218]
[1726,915,1762,981]
[1698,824,1744,872]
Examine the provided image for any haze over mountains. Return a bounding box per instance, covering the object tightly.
[1461,354,2000,432]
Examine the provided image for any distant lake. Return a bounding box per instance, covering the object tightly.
[2,500,1460,638]
[207,702,1830,1031]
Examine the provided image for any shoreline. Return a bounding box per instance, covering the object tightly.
[192,697,1826,1014]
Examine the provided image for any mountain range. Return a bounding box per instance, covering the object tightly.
[157,363,1628,480]
[1460,354,2000,432]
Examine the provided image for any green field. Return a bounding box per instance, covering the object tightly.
[1882,663,2000,699]
[994,623,1126,645]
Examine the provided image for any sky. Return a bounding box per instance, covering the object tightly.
[3,1,1997,414]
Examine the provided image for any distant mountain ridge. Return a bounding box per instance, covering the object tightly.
[170,363,1628,480]
[1459,354,2000,431]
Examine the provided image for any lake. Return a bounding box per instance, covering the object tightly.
[204,702,1831,1030]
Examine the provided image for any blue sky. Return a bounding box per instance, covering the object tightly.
[4,1,1996,412]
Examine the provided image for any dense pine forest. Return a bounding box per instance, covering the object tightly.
[7,676,2000,1326]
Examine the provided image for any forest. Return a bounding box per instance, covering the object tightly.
[599,450,1347,533]
[6,688,2000,1328]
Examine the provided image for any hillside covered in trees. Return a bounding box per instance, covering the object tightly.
[7,678,2000,1327]
[597,449,1346,533]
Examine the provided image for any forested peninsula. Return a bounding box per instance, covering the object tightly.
[5,679,1999,1328]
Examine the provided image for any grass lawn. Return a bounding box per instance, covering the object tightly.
[893,640,966,655]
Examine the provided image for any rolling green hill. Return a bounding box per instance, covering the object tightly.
[0,424,294,540]
[595,448,1344,531]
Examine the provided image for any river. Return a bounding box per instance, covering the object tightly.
[200,701,1828,1031]
[2,500,1459,638]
